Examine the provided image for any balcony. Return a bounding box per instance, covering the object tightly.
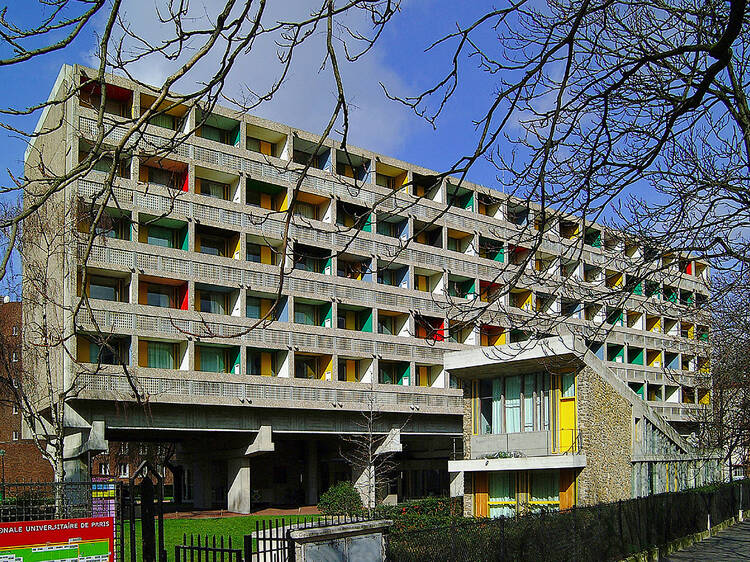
[292,139,330,170]
[247,347,288,377]
[377,310,409,337]
[246,124,286,157]
[336,200,372,232]
[375,162,407,190]
[196,225,241,259]
[337,305,373,333]
[377,261,408,288]
[293,243,332,275]
[139,157,188,191]
[337,253,372,282]
[413,219,442,248]
[336,151,371,182]
[138,216,188,250]
[140,93,188,131]
[139,277,188,310]
[446,183,474,211]
[376,212,408,239]
[196,344,240,374]
[196,110,240,147]
[411,173,442,202]
[247,178,287,211]
[196,166,239,201]
[80,76,133,118]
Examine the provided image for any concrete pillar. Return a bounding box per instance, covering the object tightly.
[191,460,212,509]
[227,457,252,514]
[450,471,464,497]
[352,464,375,510]
[305,440,319,505]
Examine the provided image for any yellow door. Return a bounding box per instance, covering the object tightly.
[558,374,577,453]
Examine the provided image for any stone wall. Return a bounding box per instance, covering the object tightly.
[576,366,632,505]
[463,385,473,516]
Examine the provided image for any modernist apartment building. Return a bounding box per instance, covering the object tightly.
[23,64,712,512]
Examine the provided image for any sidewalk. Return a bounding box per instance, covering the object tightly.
[665,519,750,560]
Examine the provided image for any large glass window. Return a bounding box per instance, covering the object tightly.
[147,342,176,369]
[199,291,226,315]
[474,373,552,435]
[530,471,560,510]
[488,473,515,518]
[295,303,317,325]
[146,285,174,308]
[89,276,120,301]
[200,179,228,200]
[562,374,575,398]
[199,346,227,373]
[89,341,119,364]
[200,234,226,257]
[524,374,535,431]
[147,226,174,248]
[504,376,521,433]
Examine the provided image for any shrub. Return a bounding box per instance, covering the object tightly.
[317,481,363,516]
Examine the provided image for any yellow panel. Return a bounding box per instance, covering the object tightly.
[279,192,289,212]
[195,290,201,312]
[418,366,429,387]
[417,275,427,292]
[233,235,242,260]
[560,399,576,452]
[474,473,488,517]
[346,359,356,382]
[138,225,148,244]
[260,141,272,156]
[138,283,148,305]
[688,324,695,339]
[195,349,200,371]
[261,352,272,376]
[138,166,148,183]
[699,391,710,405]
[323,356,333,380]
[522,292,532,310]
[195,234,201,253]
[195,178,202,194]
[138,340,148,367]
[346,311,355,330]
[77,338,90,363]
[261,246,272,265]
[480,333,488,347]
[260,298,272,317]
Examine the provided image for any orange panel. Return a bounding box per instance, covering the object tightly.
[474,473,489,517]
[559,469,576,510]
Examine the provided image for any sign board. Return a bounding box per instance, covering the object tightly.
[0,517,114,562]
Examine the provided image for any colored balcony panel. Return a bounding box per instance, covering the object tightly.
[479,281,503,304]
[477,193,503,219]
[139,157,188,191]
[681,354,695,371]
[415,315,445,342]
[559,219,580,240]
[413,219,443,248]
[583,263,601,283]
[447,275,475,299]
[606,307,624,326]
[247,293,286,322]
[377,310,409,337]
[80,272,130,303]
[663,317,678,336]
[336,201,372,232]
[679,290,694,306]
[646,349,662,368]
[415,268,443,294]
[447,229,473,254]
[294,353,333,380]
[140,93,188,130]
[138,339,185,370]
[626,275,643,295]
[292,138,331,171]
[509,245,531,266]
[479,236,504,262]
[293,191,331,222]
[665,352,680,370]
[627,347,644,365]
[293,243,332,274]
[139,216,188,250]
[416,364,441,387]
[664,385,679,403]
[646,314,661,333]
[607,344,625,363]
[377,261,408,288]
[645,281,661,299]
[337,357,373,383]
[335,150,371,182]
[247,348,286,377]
[196,110,241,146]
[602,232,622,252]
[196,344,240,374]
[379,360,410,385]
[510,289,534,312]
[533,211,555,233]
[448,323,473,344]
[605,269,624,289]
[663,285,678,303]
[695,261,708,279]
[698,388,710,405]
[628,382,645,399]
[80,76,133,117]
[626,310,643,329]
[680,258,693,275]
[696,325,709,341]
[77,335,131,365]
[536,293,557,314]
[139,277,188,310]
[246,240,280,266]
[560,298,582,318]
[197,226,241,259]
[337,305,373,333]
[294,298,332,328]
[376,212,408,239]
[586,340,604,360]
[246,124,286,158]
[584,227,601,247]
[446,183,474,210]
[337,254,372,282]
[480,325,506,346]
[647,384,663,402]
[680,322,695,339]
[509,329,531,343]
[375,162,407,190]
[506,203,529,226]
[85,208,132,241]
[584,302,602,321]
[412,173,441,201]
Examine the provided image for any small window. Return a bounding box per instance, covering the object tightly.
[99,462,110,476]
[199,234,227,257]
[89,276,120,301]
[118,463,129,478]
[11,352,18,362]
[146,285,175,308]
[147,226,175,248]
[12,431,19,441]
[11,326,18,336]
[12,404,18,414]
[561,374,575,398]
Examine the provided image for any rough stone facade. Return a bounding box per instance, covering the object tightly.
[462,386,473,516]
[576,365,632,505]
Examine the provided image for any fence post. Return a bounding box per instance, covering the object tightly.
[243,534,252,562]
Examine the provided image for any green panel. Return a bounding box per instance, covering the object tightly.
[398,363,410,385]
[359,309,373,333]
[230,125,241,147]
[231,347,241,373]
[629,349,644,365]
[633,282,643,295]
[324,257,332,275]
[607,345,624,361]
[362,214,372,232]
[322,303,332,327]
[179,226,189,251]
[495,248,504,262]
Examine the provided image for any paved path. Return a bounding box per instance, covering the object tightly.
[665,520,750,560]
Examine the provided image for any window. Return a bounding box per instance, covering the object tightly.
[561,374,575,398]
[98,462,110,476]
[247,297,261,319]
[201,124,227,144]
[294,202,319,221]
[118,463,129,478]
[11,352,18,362]
[504,376,521,433]
[12,431,19,441]
[247,243,262,263]
[149,113,177,130]
[12,404,18,414]
[89,341,119,365]
[295,303,318,326]
[199,291,226,315]
[530,471,560,508]
[146,285,174,308]
[488,472,515,518]
[89,276,120,301]
[147,341,176,369]
[378,316,395,336]
[199,346,227,373]
[474,373,551,435]
[295,356,319,379]
[147,167,180,189]
[11,326,18,336]
[247,137,273,156]
[199,179,228,200]
[199,234,226,257]
[147,226,175,248]
[247,351,276,376]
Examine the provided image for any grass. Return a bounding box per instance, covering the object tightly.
[122,515,317,560]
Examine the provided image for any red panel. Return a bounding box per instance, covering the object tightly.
[179,284,189,310]
[181,172,189,192]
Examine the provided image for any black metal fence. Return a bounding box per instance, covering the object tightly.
[178,514,374,562]
[387,479,750,561]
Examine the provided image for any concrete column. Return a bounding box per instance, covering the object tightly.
[191,460,212,509]
[352,464,375,510]
[305,440,319,505]
[450,471,464,497]
[227,457,252,514]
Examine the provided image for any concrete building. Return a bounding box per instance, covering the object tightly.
[23,64,712,512]
[445,337,721,517]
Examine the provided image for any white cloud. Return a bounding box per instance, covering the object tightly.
[95,0,414,154]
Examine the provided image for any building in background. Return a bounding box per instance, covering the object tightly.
[0,299,54,483]
[22,64,713,512]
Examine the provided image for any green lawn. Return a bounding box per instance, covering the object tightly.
[123,515,317,560]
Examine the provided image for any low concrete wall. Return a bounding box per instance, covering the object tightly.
[289,519,393,561]
[470,431,550,458]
